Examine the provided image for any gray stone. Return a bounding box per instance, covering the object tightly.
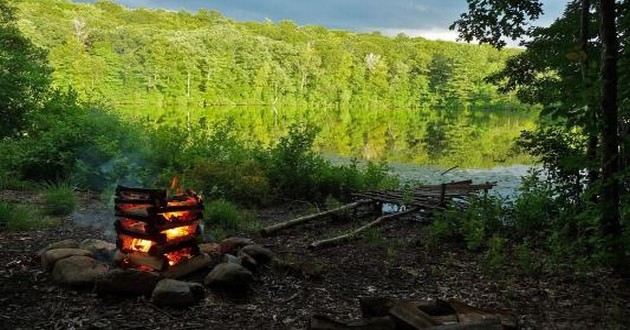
[239,244,274,264]
[204,263,253,290]
[238,252,258,272]
[198,242,221,256]
[219,237,254,254]
[79,239,117,262]
[151,279,204,307]
[41,248,93,272]
[222,254,241,265]
[37,239,79,257]
[95,268,160,296]
[51,255,109,287]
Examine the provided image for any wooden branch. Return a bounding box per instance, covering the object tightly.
[309,207,419,249]
[260,199,372,236]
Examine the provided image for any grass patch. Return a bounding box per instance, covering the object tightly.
[42,181,76,216]
[203,199,260,240]
[0,202,60,231]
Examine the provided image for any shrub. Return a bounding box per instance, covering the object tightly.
[203,199,259,240]
[483,235,507,274]
[42,181,76,216]
[431,195,505,251]
[0,202,58,231]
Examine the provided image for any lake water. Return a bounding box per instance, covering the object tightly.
[327,154,531,198]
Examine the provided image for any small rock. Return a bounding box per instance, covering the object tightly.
[204,263,253,291]
[222,254,241,265]
[95,268,160,296]
[151,279,204,307]
[219,237,254,255]
[37,239,79,257]
[41,248,93,272]
[239,244,274,264]
[52,256,109,287]
[239,252,258,272]
[199,242,221,256]
[79,239,117,262]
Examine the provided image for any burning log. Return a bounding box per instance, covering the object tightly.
[114,186,204,272]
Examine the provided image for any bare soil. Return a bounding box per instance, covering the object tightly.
[0,191,628,329]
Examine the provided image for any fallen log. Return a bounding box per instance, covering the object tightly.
[260,199,372,236]
[309,207,419,249]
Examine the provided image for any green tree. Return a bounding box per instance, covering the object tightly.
[0,0,51,137]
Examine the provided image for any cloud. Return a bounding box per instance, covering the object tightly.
[78,0,566,36]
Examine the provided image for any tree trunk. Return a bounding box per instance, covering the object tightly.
[579,0,600,188]
[598,0,623,267]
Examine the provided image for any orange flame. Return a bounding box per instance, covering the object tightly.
[164,247,193,266]
[119,234,154,253]
[161,224,197,241]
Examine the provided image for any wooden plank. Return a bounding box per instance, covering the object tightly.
[309,207,419,249]
[260,199,372,236]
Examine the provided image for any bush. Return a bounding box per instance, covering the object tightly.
[431,195,505,251]
[203,199,259,240]
[0,91,150,190]
[42,181,76,216]
[0,202,58,231]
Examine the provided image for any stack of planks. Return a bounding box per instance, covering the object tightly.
[260,180,496,249]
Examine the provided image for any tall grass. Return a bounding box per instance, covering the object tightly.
[203,199,260,240]
[42,181,76,216]
[0,202,58,231]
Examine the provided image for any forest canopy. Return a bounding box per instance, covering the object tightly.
[5,0,537,168]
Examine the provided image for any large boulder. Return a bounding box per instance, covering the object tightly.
[51,256,109,287]
[151,279,205,307]
[41,248,93,272]
[79,239,117,262]
[238,244,274,264]
[37,239,79,257]
[204,263,253,291]
[95,268,160,296]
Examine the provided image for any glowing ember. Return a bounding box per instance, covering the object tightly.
[167,196,199,207]
[131,238,153,252]
[119,218,148,234]
[162,210,192,221]
[161,224,197,241]
[119,234,154,253]
[164,247,193,266]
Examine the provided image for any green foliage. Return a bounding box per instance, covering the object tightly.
[513,242,540,275]
[203,199,259,240]
[431,195,505,251]
[7,0,538,168]
[42,181,76,216]
[432,170,627,272]
[0,202,58,231]
[483,235,507,274]
[0,0,51,137]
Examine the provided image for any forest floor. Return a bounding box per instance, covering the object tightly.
[0,190,629,329]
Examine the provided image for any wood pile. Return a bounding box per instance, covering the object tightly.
[261,180,496,248]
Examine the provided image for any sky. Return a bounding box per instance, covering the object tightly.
[78,0,567,43]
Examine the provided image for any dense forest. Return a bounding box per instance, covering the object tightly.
[10,0,536,166]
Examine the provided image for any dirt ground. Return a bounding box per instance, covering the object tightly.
[0,191,629,329]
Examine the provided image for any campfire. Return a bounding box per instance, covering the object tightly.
[114,185,204,272]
